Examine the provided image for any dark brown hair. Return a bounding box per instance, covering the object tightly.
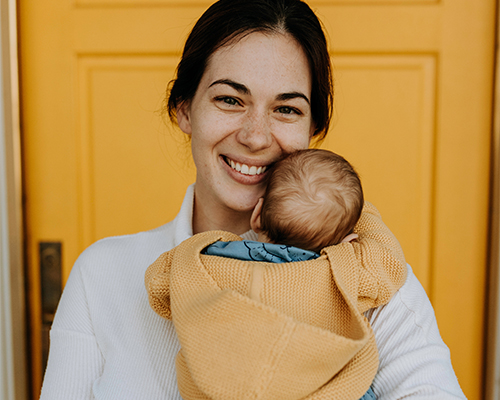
[260,149,364,252]
[167,0,333,141]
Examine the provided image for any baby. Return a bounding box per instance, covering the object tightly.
[204,148,363,262]
[145,149,406,400]
[256,148,363,248]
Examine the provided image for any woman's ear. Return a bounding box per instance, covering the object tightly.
[250,198,264,233]
[309,122,317,139]
[176,101,192,135]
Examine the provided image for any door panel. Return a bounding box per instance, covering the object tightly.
[19,1,495,398]
[77,55,195,249]
[324,55,436,289]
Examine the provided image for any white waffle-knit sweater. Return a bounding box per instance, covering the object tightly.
[40,184,466,399]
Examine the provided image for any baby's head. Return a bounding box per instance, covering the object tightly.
[250,149,364,253]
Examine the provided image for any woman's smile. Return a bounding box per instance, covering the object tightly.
[223,156,268,176]
[219,155,271,186]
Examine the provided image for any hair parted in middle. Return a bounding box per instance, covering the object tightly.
[260,149,364,253]
[166,0,333,141]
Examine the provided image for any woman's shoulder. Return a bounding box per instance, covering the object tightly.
[88,221,174,253]
[70,185,195,283]
[73,220,179,281]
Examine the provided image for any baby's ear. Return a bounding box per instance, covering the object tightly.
[250,198,264,233]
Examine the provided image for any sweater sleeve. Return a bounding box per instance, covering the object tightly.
[366,266,466,399]
[321,202,407,312]
[39,261,104,400]
[145,249,175,319]
[351,202,408,312]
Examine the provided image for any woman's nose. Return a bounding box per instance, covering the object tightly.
[236,110,273,152]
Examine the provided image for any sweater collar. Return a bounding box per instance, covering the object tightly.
[173,184,195,247]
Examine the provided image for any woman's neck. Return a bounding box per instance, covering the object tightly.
[192,193,253,235]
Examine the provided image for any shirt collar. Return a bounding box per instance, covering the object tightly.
[173,184,195,247]
[173,183,259,245]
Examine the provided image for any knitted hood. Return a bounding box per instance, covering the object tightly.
[145,204,407,400]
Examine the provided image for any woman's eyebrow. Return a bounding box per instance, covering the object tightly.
[208,80,309,105]
[209,79,250,95]
[276,92,310,104]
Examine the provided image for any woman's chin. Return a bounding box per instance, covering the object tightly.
[227,198,260,214]
[219,188,261,213]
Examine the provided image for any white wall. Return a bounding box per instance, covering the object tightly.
[0,0,28,398]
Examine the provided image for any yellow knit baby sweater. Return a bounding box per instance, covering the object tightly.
[145,202,407,400]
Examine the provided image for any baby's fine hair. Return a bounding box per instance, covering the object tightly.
[260,149,364,253]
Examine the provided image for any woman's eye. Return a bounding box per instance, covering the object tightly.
[215,96,239,106]
[277,106,299,115]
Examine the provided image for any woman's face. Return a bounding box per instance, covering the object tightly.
[177,31,315,223]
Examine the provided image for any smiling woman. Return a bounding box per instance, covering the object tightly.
[177,32,314,234]
[38,0,466,399]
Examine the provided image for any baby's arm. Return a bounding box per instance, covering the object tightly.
[145,249,175,320]
[351,201,407,311]
[322,201,407,312]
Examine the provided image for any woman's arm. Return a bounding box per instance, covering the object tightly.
[366,265,466,399]
[333,203,465,396]
[40,261,104,400]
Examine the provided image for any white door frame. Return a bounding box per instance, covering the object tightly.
[0,0,28,398]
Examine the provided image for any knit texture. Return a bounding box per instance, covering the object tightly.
[145,202,407,400]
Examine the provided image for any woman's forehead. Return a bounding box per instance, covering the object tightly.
[201,32,312,96]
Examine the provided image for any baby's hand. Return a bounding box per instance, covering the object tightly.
[340,233,358,243]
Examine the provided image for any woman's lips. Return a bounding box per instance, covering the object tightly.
[221,156,270,184]
[224,156,268,176]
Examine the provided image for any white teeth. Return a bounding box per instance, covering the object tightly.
[226,157,267,176]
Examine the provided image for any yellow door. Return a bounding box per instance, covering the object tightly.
[19,1,495,398]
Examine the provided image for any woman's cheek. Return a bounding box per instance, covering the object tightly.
[276,129,311,153]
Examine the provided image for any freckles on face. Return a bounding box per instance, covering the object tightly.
[181,31,314,215]
[201,33,314,137]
